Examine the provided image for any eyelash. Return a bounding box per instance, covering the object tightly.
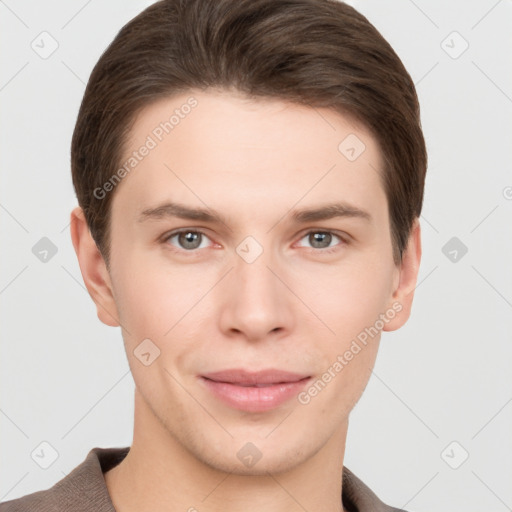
[161,228,348,255]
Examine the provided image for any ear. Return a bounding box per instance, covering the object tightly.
[383,218,422,331]
[69,206,120,327]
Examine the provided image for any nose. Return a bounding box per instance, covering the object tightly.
[217,246,294,342]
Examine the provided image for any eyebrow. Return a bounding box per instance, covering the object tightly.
[137,201,372,225]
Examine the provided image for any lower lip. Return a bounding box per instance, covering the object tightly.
[200,377,311,412]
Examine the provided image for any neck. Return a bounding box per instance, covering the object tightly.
[105,389,349,512]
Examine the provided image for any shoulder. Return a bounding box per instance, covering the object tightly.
[342,466,410,512]
[0,447,130,512]
[0,488,59,512]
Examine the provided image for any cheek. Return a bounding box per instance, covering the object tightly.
[111,256,220,385]
[294,258,394,342]
[314,261,394,408]
[112,263,202,385]
[110,253,189,341]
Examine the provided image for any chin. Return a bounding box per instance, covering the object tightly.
[187,432,323,477]
[201,449,304,476]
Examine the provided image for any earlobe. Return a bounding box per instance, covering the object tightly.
[383,218,422,332]
[70,206,120,327]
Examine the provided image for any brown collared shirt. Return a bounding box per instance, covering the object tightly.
[0,447,408,511]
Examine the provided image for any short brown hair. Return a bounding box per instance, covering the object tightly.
[71,0,427,267]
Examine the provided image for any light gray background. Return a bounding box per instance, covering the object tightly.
[1,1,511,510]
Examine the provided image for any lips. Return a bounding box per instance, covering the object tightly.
[200,369,311,412]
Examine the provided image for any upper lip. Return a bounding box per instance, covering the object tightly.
[201,369,310,385]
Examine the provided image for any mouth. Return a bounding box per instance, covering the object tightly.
[199,369,312,412]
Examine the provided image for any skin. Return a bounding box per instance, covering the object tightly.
[70,88,421,512]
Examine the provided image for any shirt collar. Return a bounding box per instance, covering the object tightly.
[55,446,404,512]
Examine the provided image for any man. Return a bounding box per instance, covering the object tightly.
[0,0,426,510]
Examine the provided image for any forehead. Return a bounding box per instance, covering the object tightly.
[125,88,379,158]
[112,89,385,223]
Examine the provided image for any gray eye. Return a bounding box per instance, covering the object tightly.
[178,231,202,250]
[308,232,333,249]
[166,230,209,251]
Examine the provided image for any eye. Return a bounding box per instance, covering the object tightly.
[163,229,212,251]
[161,228,347,254]
[296,230,346,253]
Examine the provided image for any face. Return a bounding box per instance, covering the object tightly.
[73,89,420,476]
